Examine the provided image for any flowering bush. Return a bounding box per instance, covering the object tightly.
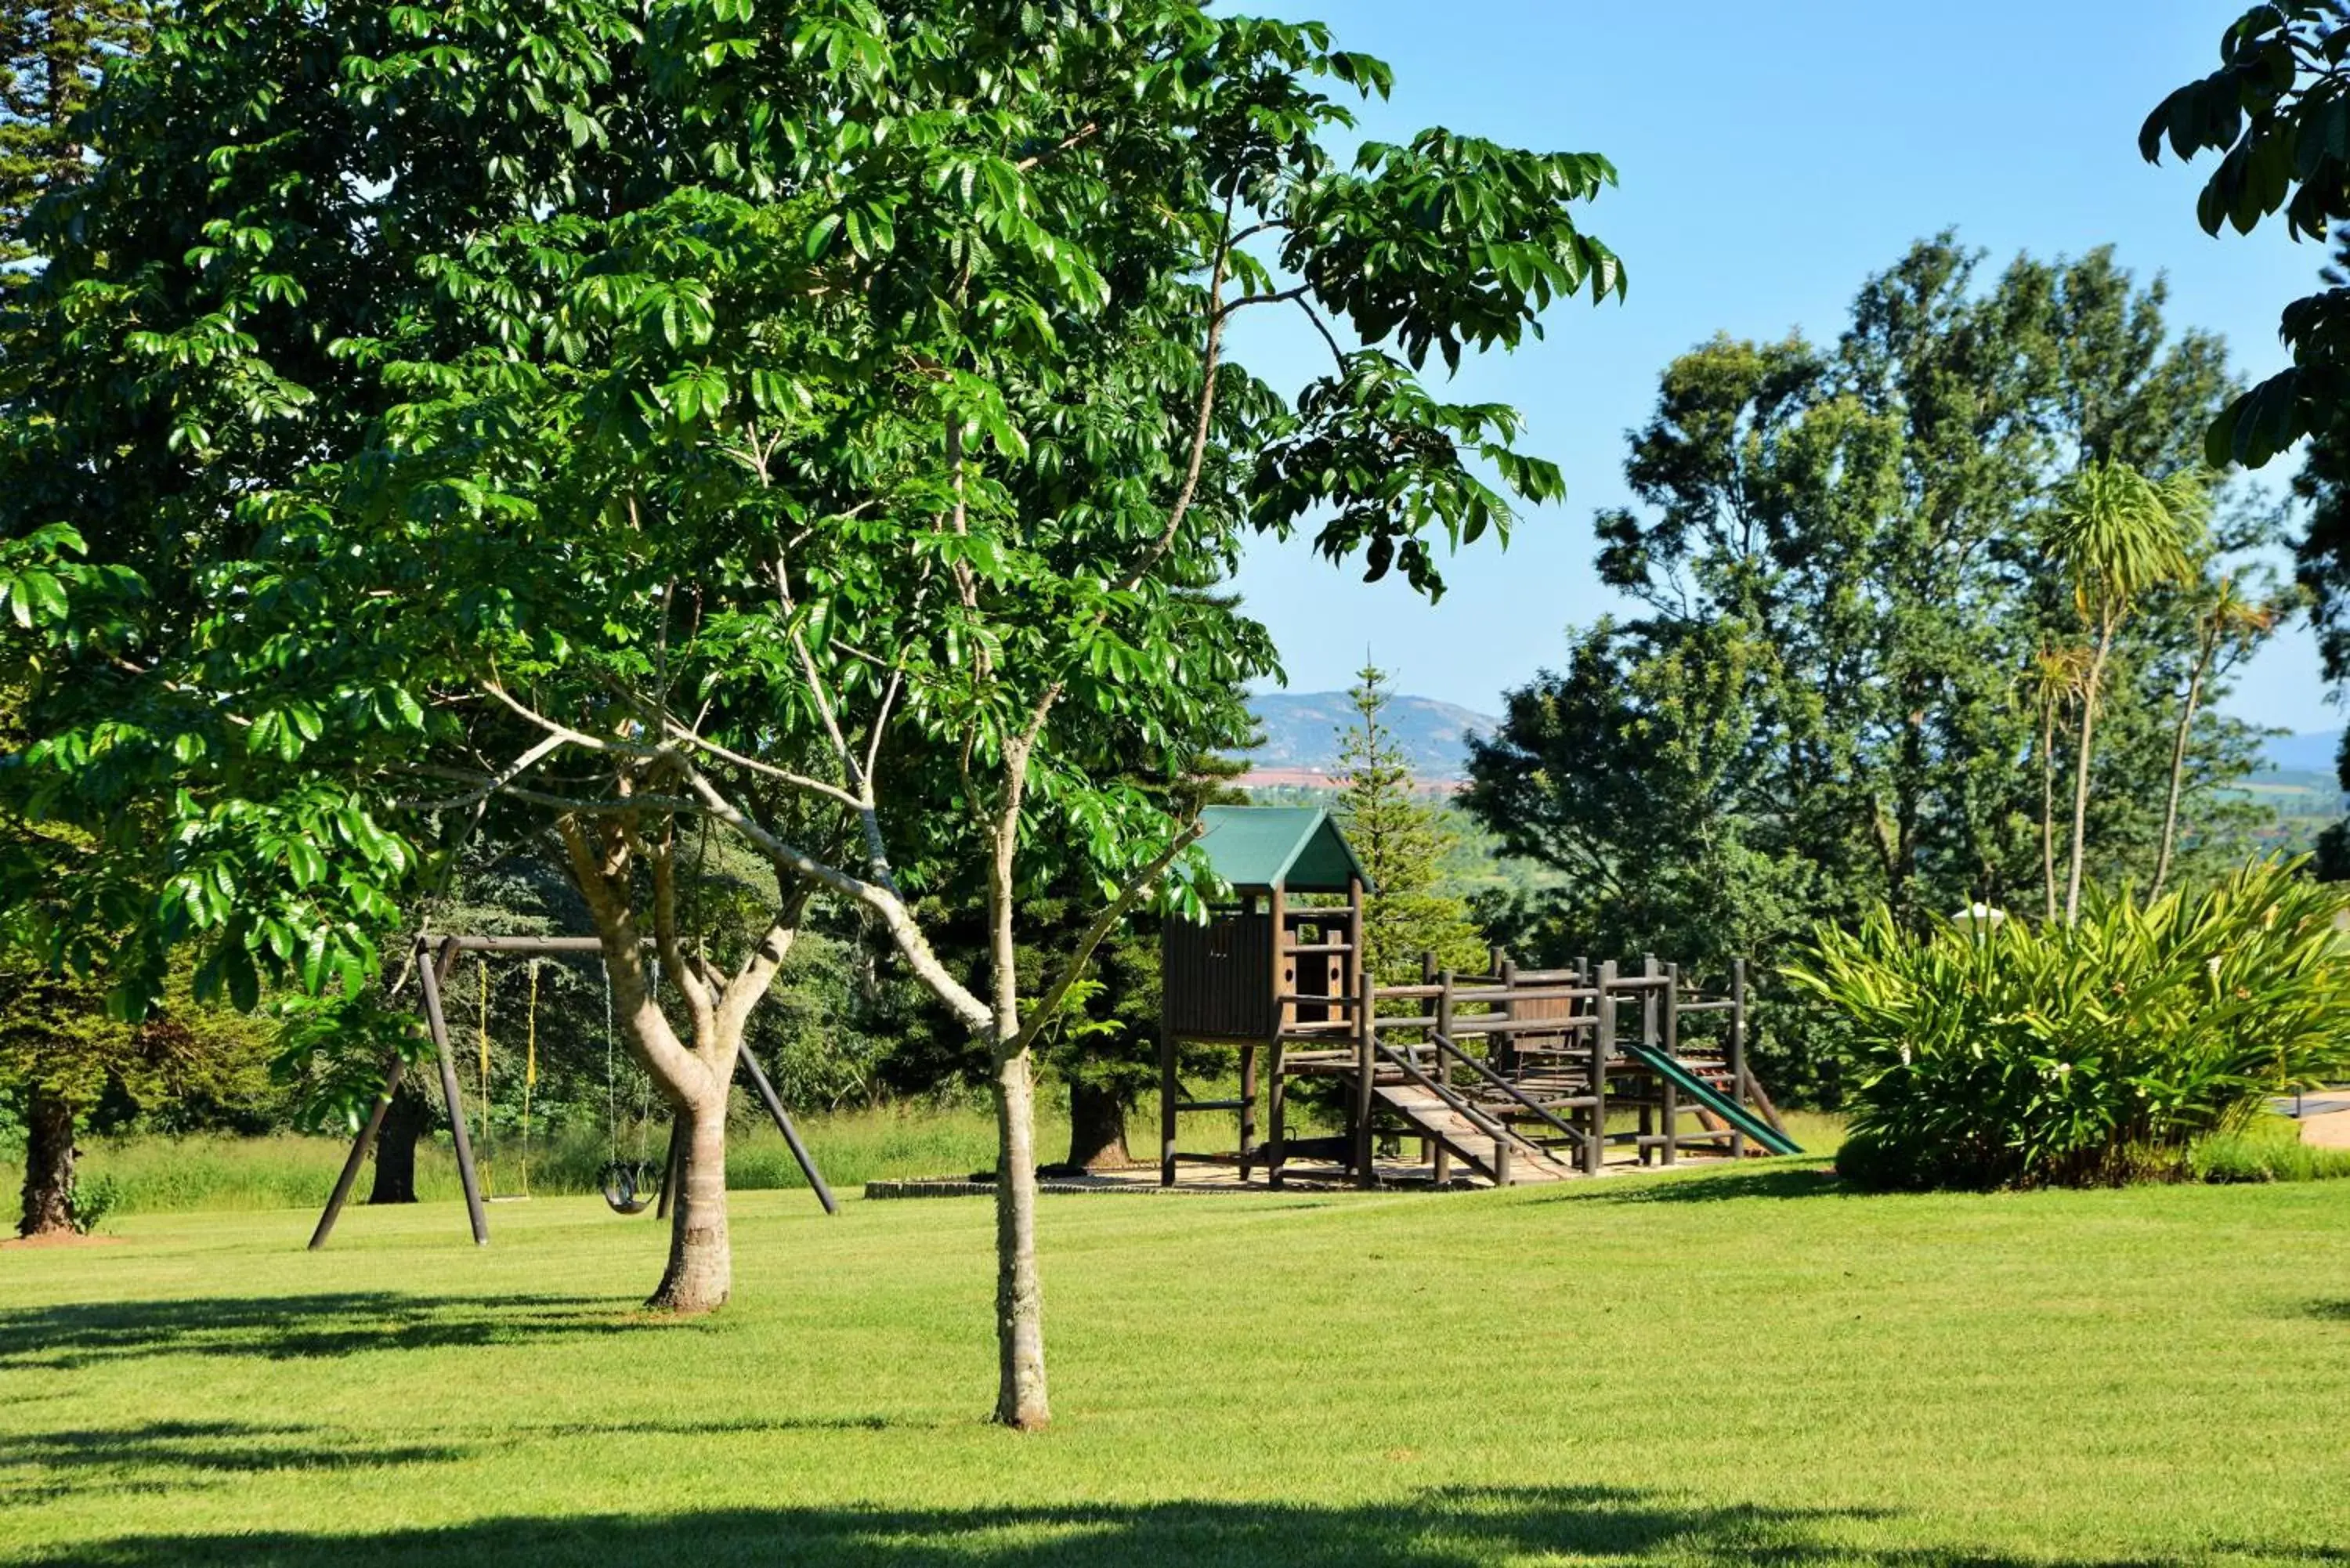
[1785,858,2350,1189]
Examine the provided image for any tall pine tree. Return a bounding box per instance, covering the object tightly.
[1334,664,1486,985]
[0,2,150,278]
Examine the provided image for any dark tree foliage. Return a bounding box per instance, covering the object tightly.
[0,0,150,279]
[2142,2,2350,467]
[2293,225,2350,876]
[0,0,1622,1422]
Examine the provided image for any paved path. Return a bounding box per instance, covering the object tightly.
[2300,1110,2350,1150]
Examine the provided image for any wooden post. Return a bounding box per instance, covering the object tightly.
[309,1053,404,1251]
[1239,1044,1259,1184]
[1661,960,1681,1166]
[417,939,489,1246]
[1728,957,1749,1161]
[1160,937,1179,1185]
[1267,1041,1287,1190]
[1355,963,1377,1189]
[1271,885,1292,1035]
[737,1042,837,1215]
[1588,960,1615,1176]
[1495,955,1518,1080]
[656,1112,685,1219]
[1253,883,1285,1188]
[1431,969,1454,1185]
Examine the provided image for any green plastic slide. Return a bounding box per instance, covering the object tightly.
[1621,1042,1802,1156]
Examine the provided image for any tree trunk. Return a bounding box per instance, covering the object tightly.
[367,1083,431,1205]
[645,1089,732,1314]
[2151,654,2211,901]
[2064,630,2112,927]
[1065,1080,1131,1171]
[2039,699,2059,924]
[18,1086,76,1237]
[992,1043,1050,1430]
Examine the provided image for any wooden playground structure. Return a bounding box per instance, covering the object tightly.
[1159,807,1799,1190]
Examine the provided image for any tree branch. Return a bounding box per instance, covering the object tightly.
[1011,826,1200,1054]
[680,768,993,1035]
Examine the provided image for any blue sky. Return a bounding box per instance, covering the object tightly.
[1227,1,2338,736]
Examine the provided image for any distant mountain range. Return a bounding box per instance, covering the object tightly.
[1236,709,2342,792]
[2259,731,2339,776]
[1240,691,1497,786]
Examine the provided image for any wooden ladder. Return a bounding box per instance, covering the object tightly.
[1368,1079,1582,1185]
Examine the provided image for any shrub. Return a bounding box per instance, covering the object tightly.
[69,1172,122,1234]
[1786,858,2350,1190]
[2189,1118,2350,1184]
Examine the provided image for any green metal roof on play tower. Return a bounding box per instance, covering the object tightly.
[1193,805,1372,894]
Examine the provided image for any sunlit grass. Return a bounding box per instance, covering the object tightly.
[3,1143,2346,1566]
[56,1100,1853,1217]
[68,1102,1059,1215]
[2189,1114,2350,1183]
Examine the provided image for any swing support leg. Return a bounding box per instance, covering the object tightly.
[308,1053,403,1251]
[656,1113,685,1220]
[418,939,490,1246]
[736,1043,838,1215]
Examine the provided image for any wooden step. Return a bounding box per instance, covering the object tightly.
[1371,1085,1580,1186]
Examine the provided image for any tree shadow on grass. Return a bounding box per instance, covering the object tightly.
[2303,1298,2350,1323]
[23,1486,2202,1568]
[0,1291,650,1370]
[0,1421,471,1505]
[1572,1167,1850,1205]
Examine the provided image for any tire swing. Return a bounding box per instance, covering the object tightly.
[598,959,665,1216]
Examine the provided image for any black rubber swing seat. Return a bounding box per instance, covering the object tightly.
[598,1158,663,1216]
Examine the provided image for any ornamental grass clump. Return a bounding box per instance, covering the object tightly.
[1786,858,2350,1190]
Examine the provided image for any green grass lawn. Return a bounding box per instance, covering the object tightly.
[4,1157,2348,1566]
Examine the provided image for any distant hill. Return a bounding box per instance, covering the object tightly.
[1240,690,1498,786]
[2261,731,2340,775]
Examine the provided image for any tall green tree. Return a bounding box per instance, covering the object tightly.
[2142,2,2350,468]
[1,959,276,1236]
[1333,663,1484,985]
[0,0,149,276]
[2046,461,2205,923]
[1468,238,2266,1100]
[2291,225,2350,875]
[1,0,1622,1429]
[2152,573,2289,898]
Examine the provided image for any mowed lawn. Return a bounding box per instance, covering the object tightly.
[2,1162,2348,1566]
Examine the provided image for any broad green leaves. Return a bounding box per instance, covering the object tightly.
[0,0,1625,1031]
[2143,5,2350,465]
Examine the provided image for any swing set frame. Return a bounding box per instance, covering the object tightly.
[308,933,835,1250]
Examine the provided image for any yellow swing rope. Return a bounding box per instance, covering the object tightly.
[475,959,494,1199]
[521,961,538,1198]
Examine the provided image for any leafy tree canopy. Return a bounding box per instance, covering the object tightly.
[0,0,1625,1412]
[2142,2,2350,465]
[1468,238,2277,1100]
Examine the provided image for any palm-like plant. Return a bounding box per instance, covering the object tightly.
[2048,461,2207,924]
[2150,573,2290,898]
[1786,856,2350,1190]
[2019,643,2094,923]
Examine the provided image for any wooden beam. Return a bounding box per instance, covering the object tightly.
[418,939,489,1246]
[737,1042,837,1215]
[308,1053,404,1251]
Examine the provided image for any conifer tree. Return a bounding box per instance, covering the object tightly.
[0,1,150,276]
[1334,664,1486,984]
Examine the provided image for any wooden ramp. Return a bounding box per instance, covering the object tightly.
[1372,1083,1580,1184]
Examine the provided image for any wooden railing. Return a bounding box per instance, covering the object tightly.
[1354,954,1764,1182]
